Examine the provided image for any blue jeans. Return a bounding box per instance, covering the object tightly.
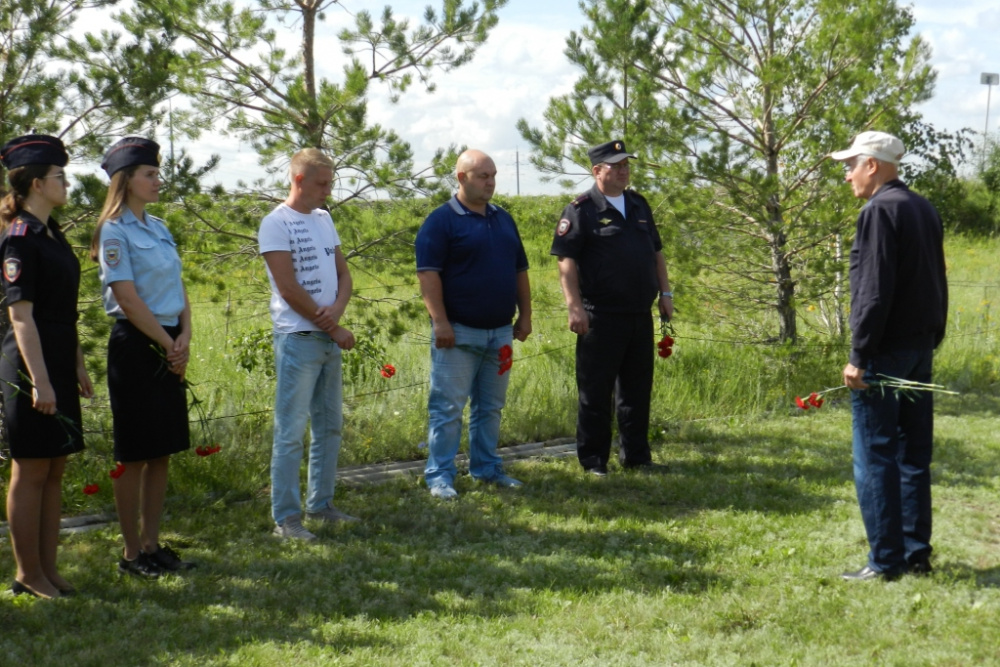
[424,323,513,487]
[851,348,934,574]
[271,331,344,524]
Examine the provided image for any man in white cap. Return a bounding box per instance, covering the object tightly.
[829,131,948,581]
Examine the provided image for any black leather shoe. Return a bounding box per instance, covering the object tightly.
[907,558,932,575]
[584,465,608,477]
[841,565,898,582]
[147,545,197,572]
[118,552,162,579]
[11,580,58,599]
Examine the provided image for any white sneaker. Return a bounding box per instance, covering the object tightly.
[306,505,360,524]
[429,483,458,500]
[273,516,317,541]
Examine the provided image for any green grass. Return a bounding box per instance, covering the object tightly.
[3,215,1000,664]
[3,400,1000,665]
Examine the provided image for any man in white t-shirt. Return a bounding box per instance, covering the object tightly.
[258,148,357,541]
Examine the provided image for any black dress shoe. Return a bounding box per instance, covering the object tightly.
[584,465,608,477]
[841,565,898,582]
[11,580,58,599]
[907,558,932,575]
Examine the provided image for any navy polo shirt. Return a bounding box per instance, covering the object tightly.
[415,196,529,329]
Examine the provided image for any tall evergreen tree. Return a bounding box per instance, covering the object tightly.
[134,0,506,202]
[520,0,946,343]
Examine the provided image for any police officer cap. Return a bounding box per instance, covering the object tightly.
[587,139,637,165]
[101,137,160,177]
[0,134,69,170]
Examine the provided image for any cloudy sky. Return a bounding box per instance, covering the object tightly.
[126,0,1000,195]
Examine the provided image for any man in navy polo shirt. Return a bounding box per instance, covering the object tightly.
[415,149,532,499]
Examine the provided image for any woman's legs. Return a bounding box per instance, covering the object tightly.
[39,456,72,591]
[113,456,170,559]
[140,456,169,553]
[7,457,61,598]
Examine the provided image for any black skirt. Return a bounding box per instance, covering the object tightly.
[0,321,85,459]
[107,320,190,462]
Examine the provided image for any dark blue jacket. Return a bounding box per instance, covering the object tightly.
[848,179,948,367]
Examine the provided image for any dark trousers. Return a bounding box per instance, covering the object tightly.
[851,348,934,574]
[575,310,654,469]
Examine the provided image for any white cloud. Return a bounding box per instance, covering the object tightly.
[60,0,1000,194]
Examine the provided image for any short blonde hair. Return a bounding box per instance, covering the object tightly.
[290,148,334,178]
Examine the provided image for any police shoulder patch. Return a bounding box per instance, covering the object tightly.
[3,257,21,283]
[103,239,122,267]
[557,218,572,236]
[571,193,591,208]
[9,219,29,237]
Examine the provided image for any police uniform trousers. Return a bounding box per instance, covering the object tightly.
[0,320,84,458]
[575,310,654,469]
[107,319,190,462]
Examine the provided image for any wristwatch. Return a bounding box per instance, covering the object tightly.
[660,291,673,298]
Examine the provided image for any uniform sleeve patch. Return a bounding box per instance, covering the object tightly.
[9,220,28,237]
[557,218,572,236]
[3,258,21,283]
[103,239,122,267]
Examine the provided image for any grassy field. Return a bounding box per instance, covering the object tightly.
[1,210,999,664]
[1,402,999,665]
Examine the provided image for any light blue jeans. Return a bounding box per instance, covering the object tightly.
[271,331,343,524]
[424,322,513,487]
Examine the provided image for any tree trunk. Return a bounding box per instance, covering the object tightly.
[768,222,797,344]
[300,0,321,146]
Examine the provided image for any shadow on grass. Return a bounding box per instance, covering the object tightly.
[0,474,723,665]
[936,563,1000,589]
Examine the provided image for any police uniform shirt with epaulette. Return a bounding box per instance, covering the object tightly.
[98,208,185,326]
[550,184,663,314]
[1,211,80,322]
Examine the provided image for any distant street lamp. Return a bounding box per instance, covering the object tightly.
[981,72,999,170]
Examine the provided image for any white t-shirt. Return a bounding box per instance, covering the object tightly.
[605,193,627,218]
[258,203,341,333]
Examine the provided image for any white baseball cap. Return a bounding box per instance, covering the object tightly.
[830,131,905,165]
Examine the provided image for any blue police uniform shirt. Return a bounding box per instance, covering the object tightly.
[98,208,185,326]
[415,196,529,330]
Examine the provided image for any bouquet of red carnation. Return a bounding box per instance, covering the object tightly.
[795,374,957,411]
[498,344,513,375]
[657,318,676,359]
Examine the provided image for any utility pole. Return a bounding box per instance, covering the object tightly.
[515,148,520,196]
[981,72,999,171]
[168,97,177,193]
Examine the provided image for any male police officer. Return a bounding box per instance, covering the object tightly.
[551,140,673,476]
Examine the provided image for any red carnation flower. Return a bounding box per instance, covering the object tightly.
[807,392,824,408]
[795,396,810,410]
[196,444,222,457]
[380,364,396,379]
[499,344,513,361]
[83,484,99,495]
[109,462,126,479]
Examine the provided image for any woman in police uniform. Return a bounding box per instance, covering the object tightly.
[90,137,195,577]
[1,134,93,599]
